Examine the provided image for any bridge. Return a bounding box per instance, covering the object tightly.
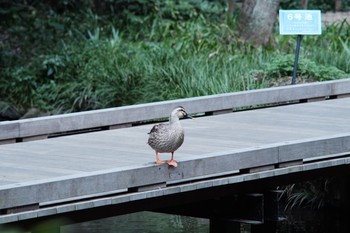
[1,79,350,232]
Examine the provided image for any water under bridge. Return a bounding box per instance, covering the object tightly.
[1,79,350,232]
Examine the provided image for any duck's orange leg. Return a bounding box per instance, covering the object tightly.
[156,151,166,165]
[167,152,178,167]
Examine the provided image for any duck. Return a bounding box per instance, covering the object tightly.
[148,106,193,167]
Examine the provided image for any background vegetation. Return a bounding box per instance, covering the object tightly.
[0,0,349,118]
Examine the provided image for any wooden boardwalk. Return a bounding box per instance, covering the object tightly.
[1,79,350,226]
[1,97,349,185]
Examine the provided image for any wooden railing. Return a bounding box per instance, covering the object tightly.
[1,79,350,143]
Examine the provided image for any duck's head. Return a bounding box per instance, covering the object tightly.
[172,106,193,119]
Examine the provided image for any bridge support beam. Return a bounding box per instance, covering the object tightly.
[251,221,277,233]
[209,218,240,233]
[157,189,283,232]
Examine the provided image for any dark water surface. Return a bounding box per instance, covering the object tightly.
[61,209,350,233]
[62,212,209,233]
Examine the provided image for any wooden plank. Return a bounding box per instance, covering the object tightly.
[277,160,303,168]
[337,93,350,98]
[1,133,350,210]
[1,79,350,140]
[0,121,19,141]
[207,109,233,115]
[300,96,326,102]
[3,204,39,215]
[0,98,348,183]
[1,157,350,225]
[241,165,276,174]
[21,135,48,142]
[278,134,350,162]
[108,123,133,130]
[0,97,349,218]
[0,139,16,145]
[128,182,166,192]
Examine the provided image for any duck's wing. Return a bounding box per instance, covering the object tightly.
[148,123,168,135]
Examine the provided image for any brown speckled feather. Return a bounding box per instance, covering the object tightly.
[147,107,189,153]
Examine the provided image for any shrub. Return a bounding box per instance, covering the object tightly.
[36,38,145,112]
[264,54,347,81]
[1,0,349,115]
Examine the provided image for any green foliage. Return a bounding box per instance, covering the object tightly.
[264,54,347,81]
[36,39,145,112]
[0,218,69,233]
[1,67,39,110]
[280,0,350,12]
[280,177,341,210]
[305,21,350,73]
[142,49,268,102]
[1,0,349,116]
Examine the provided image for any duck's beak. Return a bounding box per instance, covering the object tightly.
[185,113,195,120]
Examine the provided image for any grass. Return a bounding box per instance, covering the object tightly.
[1,1,350,116]
[279,177,345,210]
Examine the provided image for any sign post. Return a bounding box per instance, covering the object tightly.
[279,10,322,85]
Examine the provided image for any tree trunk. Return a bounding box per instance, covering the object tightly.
[236,0,280,47]
[227,0,235,21]
[300,0,308,9]
[335,0,342,11]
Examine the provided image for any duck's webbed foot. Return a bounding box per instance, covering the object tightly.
[156,159,167,165]
[167,152,178,167]
[167,160,178,167]
[155,151,167,165]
